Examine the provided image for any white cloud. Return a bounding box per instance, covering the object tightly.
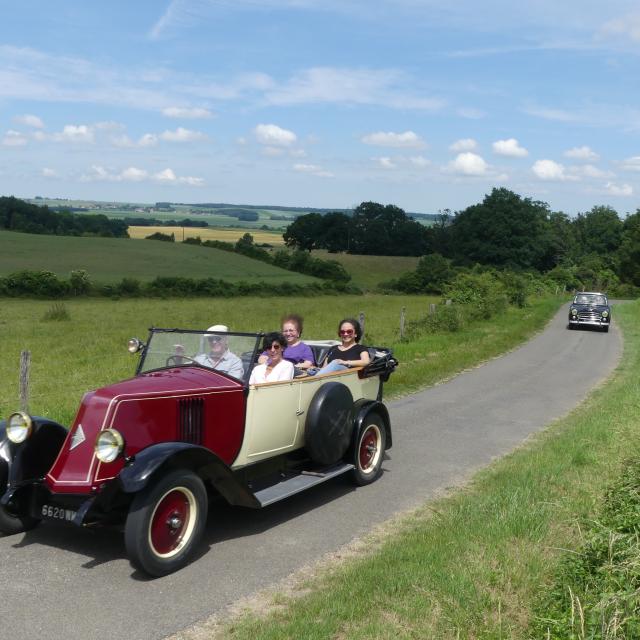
[620,156,640,172]
[531,159,572,181]
[377,157,396,169]
[564,145,599,161]
[2,130,28,146]
[262,146,286,157]
[81,164,203,185]
[159,127,207,142]
[293,163,334,178]
[121,167,149,182]
[361,130,425,149]
[14,114,44,128]
[449,138,477,152]
[492,138,528,157]
[604,182,633,196]
[254,123,297,147]
[449,152,488,176]
[573,164,613,179]
[53,124,94,143]
[41,167,57,177]
[162,106,214,119]
[139,133,159,147]
[410,155,430,167]
[600,13,640,43]
[456,107,485,119]
[110,134,134,148]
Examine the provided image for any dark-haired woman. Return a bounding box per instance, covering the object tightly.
[316,318,370,375]
[249,332,295,384]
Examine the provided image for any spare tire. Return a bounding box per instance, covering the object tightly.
[304,382,354,465]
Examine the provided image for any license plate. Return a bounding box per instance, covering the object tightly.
[41,505,77,522]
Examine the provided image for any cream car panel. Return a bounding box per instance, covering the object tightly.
[233,369,380,467]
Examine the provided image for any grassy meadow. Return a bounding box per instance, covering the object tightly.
[198,302,639,640]
[0,229,312,284]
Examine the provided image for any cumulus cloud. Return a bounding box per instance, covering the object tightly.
[293,163,334,178]
[449,152,488,176]
[81,164,203,185]
[564,145,599,161]
[162,106,213,119]
[376,157,397,169]
[14,114,44,128]
[41,167,57,177]
[254,123,297,147]
[573,164,613,179]
[620,156,640,172]
[2,130,28,146]
[600,12,640,43]
[53,124,94,143]
[492,138,528,157]
[449,138,477,152]
[531,159,572,181]
[410,155,430,167]
[605,182,633,196]
[159,127,207,142]
[361,130,425,149]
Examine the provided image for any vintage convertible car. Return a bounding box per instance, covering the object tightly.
[568,291,611,332]
[0,328,397,576]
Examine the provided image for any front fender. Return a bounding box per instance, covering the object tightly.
[119,442,260,508]
[1,417,68,486]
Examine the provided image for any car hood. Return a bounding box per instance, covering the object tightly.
[46,367,242,493]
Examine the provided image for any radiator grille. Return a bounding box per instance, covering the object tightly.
[178,398,204,444]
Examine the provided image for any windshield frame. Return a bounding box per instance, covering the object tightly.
[136,327,263,385]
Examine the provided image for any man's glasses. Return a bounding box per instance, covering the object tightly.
[266,343,282,351]
[208,336,224,343]
[339,329,354,336]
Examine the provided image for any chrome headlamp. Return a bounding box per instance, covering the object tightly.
[601,310,609,318]
[6,412,33,444]
[127,338,144,354]
[570,307,578,316]
[94,429,124,463]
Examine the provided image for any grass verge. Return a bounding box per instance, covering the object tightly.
[198,300,639,639]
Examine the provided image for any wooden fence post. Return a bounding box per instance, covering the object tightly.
[445,299,452,306]
[429,303,437,315]
[400,307,406,339]
[358,312,365,339]
[19,350,31,413]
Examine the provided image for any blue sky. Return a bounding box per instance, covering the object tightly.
[1,1,639,215]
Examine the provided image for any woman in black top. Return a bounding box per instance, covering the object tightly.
[316,317,370,375]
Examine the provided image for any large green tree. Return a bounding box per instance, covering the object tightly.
[617,210,640,285]
[449,188,553,270]
[574,205,623,256]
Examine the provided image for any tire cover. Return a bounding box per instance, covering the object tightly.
[304,382,354,465]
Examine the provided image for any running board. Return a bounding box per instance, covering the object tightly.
[254,463,354,507]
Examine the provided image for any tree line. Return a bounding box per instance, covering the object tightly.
[283,189,640,292]
[0,196,128,237]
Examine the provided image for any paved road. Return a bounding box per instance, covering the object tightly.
[0,305,622,640]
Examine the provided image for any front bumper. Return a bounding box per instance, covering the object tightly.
[1,478,121,527]
[568,317,610,327]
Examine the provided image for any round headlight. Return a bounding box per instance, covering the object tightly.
[570,308,578,316]
[6,412,33,444]
[602,310,609,317]
[127,338,142,354]
[95,429,124,463]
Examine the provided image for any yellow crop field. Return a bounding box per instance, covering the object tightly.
[128,226,285,245]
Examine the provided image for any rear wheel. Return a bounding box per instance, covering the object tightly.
[350,415,386,486]
[125,469,207,577]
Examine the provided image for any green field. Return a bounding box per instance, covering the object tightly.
[0,229,316,284]
[312,250,419,289]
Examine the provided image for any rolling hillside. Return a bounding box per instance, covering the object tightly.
[0,229,317,284]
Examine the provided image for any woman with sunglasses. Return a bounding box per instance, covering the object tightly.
[315,318,370,375]
[249,332,295,384]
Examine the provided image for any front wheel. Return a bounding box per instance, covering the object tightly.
[350,415,386,486]
[125,469,207,577]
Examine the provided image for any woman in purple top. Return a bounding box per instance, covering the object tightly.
[258,314,315,370]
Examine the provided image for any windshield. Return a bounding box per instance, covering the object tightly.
[574,294,607,306]
[138,329,261,383]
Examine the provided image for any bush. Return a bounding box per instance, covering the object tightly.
[444,271,508,320]
[145,232,175,242]
[69,269,91,296]
[3,270,69,297]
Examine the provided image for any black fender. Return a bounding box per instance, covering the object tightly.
[118,442,260,508]
[351,399,392,451]
[0,417,68,487]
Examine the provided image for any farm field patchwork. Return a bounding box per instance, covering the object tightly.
[0,229,310,283]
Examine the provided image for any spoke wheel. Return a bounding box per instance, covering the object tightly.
[351,415,386,486]
[125,469,207,577]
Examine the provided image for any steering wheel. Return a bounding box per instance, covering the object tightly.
[165,355,197,367]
